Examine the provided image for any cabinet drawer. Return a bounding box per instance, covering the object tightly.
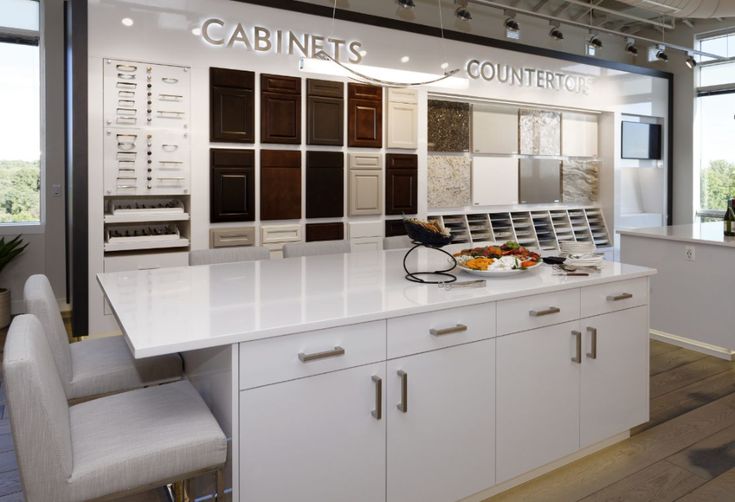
[581,278,648,318]
[239,320,386,389]
[387,304,495,359]
[104,251,189,272]
[497,289,580,335]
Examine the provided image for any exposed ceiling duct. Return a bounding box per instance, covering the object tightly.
[617,0,735,18]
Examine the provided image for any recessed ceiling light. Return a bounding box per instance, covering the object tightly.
[121,17,134,27]
[192,27,202,36]
[440,62,449,70]
[400,56,410,63]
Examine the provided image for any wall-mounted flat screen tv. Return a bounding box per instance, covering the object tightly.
[621,121,662,160]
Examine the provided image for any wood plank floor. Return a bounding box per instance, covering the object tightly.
[485,340,735,502]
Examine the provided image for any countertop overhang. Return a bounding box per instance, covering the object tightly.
[619,222,735,248]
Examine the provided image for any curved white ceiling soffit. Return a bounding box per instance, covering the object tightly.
[617,0,735,18]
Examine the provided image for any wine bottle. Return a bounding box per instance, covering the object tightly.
[725,197,735,237]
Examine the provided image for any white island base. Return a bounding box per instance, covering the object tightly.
[98,250,655,501]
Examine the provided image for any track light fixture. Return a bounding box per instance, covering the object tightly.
[549,22,564,41]
[685,53,697,69]
[656,49,669,62]
[504,11,520,40]
[625,37,638,56]
[454,0,471,21]
[585,33,602,56]
[396,0,415,9]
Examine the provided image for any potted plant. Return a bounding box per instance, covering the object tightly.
[0,235,28,328]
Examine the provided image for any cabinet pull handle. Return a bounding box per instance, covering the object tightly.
[572,331,582,364]
[371,376,382,420]
[397,370,408,413]
[530,306,561,317]
[587,327,598,359]
[607,292,633,301]
[429,324,468,336]
[298,346,345,362]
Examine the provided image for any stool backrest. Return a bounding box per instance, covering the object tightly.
[3,315,73,500]
[189,246,271,266]
[282,240,351,259]
[24,274,73,394]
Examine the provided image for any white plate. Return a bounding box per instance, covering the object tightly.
[456,260,543,277]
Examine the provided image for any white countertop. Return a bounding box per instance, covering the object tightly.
[619,222,735,248]
[97,249,655,358]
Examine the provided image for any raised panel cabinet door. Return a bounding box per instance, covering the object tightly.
[305,222,345,242]
[210,148,254,222]
[240,363,386,502]
[307,79,344,146]
[496,320,581,483]
[210,67,255,143]
[260,74,301,144]
[385,171,417,215]
[580,306,649,448]
[306,151,344,218]
[260,150,301,220]
[386,101,418,149]
[387,341,495,502]
[348,83,382,148]
[349,169,382,216]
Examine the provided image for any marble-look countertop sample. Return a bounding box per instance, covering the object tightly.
[619,222,735,248]
[428,100,470,152]
[428,155,471,208]
[563,160,600,204]
[520,109,561,156]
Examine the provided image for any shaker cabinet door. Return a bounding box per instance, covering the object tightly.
[306,151,344,218]
[260,74,301,144]
[349,170,383,216]
[385,169,417,215]
[209,67,254,143]
[210,148,254,222]
[307,79,344,146]
[386,101,418,149]
[260,150,301,220]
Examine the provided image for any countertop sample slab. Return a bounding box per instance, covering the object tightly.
[98,249,655,358]
[619,223,735,248]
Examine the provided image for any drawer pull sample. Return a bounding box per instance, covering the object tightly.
[162,77,179,84]
[607,292,633,302]
[116,64,137,72]
[297,346,345,362]
[587,327,598,359]
[572,330,582,364]
[429,324,468,336]
[371,375,382,420]
[529,306,561,317]
[397,370,408,413]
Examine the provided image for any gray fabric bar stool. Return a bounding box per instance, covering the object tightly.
[189,246,270,265]
[24,274,182,402]
[383,235,413,250]
[3,315,227,502]
[282,240,351,258]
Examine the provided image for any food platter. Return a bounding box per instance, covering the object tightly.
[452,242,543,277]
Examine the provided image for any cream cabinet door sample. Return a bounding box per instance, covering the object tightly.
[386,88,418,149]
[471,157,519,206]
[472,105,518,154]
[562,112,598,157]
[348,153,382,216]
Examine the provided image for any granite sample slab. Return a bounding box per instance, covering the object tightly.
[428,100,470,152]
[428,155,471,208]
[562,160,600,203]
[519,109,561,156]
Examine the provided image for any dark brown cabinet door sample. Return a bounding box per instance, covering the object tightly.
[305,222,345,242]
[210,149,255,222]
[306,151,344,218]
[210,68,255,143]
[385,154,417,215]
[260,150,301,220]
[385,219,408,237]
[261,74,301,144]
[307,79,344,146]
[348,83,382,148]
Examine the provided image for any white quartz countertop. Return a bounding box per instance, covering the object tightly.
[619,222,735,248]
[97,249,655,358]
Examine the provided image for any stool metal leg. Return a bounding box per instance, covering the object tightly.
[216,468,225,500]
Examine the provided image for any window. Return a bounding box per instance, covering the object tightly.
[0,1,41,224]
[695,31,735,217]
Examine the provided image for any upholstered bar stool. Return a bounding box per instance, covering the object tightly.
[189,246,270,265]
[282,240,351,258]
[3,315,227,502]
[383,235,413,250]
[24,274,183,402]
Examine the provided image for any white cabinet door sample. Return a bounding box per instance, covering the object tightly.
[580,306,649,447]
[349,169,383,215]
[562,112,598,158]
[387,101,418,149]
[240,363,386,502]
[472,157,519,206]
[473,105,519,154]
[496,321,581,483]
[387,341,495,502]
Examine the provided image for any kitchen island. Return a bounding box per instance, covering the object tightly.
[98,249,655,502]
[620,222,735,360]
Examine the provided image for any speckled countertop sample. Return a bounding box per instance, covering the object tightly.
[520,109,561,156]
[428,155,471,208]
[428,100,470,152]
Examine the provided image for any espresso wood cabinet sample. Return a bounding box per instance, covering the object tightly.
[210,148,255,222]
[260,150,301,220]
[385,154,418,215]
[307,79,344,146]
[348,153,382,216]
[385,219,408,237]
[305,222,345,242]
[261,74,301,144]
[386,88,418,149]
[210,68,255,143]
[348,83,382,148]
[306,151,344,218]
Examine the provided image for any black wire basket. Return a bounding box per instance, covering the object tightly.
[402,219,456,284]
[403,219,453,247]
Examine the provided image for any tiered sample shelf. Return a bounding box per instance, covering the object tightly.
[511,212,538,249]
[585,208,610,247]
[103,197,190,253]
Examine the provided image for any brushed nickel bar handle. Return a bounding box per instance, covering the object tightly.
[607,293,633,301]
[397,370,408,413]
[430,324,468,336]
[297,346,345,363]
[572,330,582,364]
[371,376,382,420]
[530,306,561,317]
[587,327,598,359]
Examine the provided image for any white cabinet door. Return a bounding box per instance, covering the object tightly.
[387,101,418,149]
[580,306,649,447]
[240,363,386,502]
[472,106,518,154]
[387,341,495,502]
[496,321,581,483]
[562,112,598,157]
[472,157,519,206]
[349,169,383,215]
